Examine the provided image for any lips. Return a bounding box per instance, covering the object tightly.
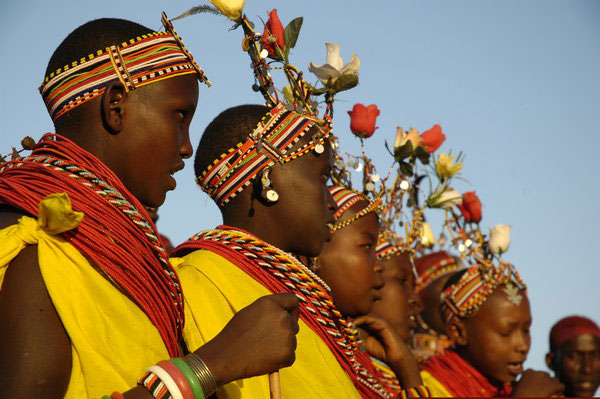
[167,162,185,190]
[506,361,524,376]
[372,290,382,301]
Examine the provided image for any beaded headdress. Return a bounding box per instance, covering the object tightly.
[329,185,382,232]
[40,12,209,121]
[375,228,414,261]
[190,7,347,206]
[414,251,463,293]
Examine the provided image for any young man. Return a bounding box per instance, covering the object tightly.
[0,17,299,399]
[420,265,564,397]
[411,251,463,363]
[315,187,427,397]
[546,315,600,397]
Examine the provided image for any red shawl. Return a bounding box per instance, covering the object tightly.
[0,134,183,357]
[173,226,397,398]
[421,349,511,397]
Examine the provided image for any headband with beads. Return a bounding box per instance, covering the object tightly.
[329,185,382,232]
[375,228,415,261]
[40,12,209,121]
[414,251,463,293]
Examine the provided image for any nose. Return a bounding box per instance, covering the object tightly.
[514,329,530,355]
[325,186,337,221]
[373,260,385,290]
[580,353,594,374]
[180,129,193,160]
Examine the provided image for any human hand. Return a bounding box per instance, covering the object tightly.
[511,369,564,397]
[194,293,300,386]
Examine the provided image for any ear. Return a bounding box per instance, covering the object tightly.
[546,352,555,371]
[447,318,468,346]
[101,82,127,134]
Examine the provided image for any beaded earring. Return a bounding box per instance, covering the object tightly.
[260,167,279,203]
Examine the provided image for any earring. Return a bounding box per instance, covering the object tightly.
[260,167,279,203]
[314,142,325,155]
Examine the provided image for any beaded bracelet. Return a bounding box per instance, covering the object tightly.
[169,357,204,399]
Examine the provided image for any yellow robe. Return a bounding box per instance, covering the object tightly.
[420,370,453,397]
[177,249,361,398]
[0,194,169,398]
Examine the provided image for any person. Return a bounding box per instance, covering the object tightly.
[315,187,428,397]
[371,230,419,345]
[421,265,564,397]
[411,251,462,363]
[546,315,600,397]
[0,16,299,399]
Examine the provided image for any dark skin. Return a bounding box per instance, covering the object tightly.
[417,272,455,335]
[371,252,419,343]
[221,135,337,258]
[316,204,423,388]
[0,76,301,398]
[448,286,564,397]
[547,334,600,397]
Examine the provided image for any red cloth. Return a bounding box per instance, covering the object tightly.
[422,350,511,397]
[550,315,600,351]
[0,134,183,356]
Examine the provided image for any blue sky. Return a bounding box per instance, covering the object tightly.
[2,0,599,374]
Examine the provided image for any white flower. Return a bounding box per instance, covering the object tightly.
[428,186,463,208]
[394,127,422,151]
[308,43,360,87]
[489,224,511,255]
[209,0,246,21]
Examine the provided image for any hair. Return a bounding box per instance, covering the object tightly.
[194,104,271,178]
[45,18,153,79]
[442,267,469,292]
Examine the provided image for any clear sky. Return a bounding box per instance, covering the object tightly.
[2,0,599,374]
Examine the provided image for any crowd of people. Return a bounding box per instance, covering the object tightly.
[1,2,598,398]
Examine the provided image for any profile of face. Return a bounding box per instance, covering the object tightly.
[316,202,383,317]
[371,252,419,342]
[449,285,532,385]
[267,137,336,258]
[547,334,600,397]
[104,74,199,207]
[418,272,456,335]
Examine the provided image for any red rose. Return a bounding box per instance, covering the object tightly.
[262,9,285,58]
[420,124,446,153]
[457,191,482,223]
[348,103,380,138]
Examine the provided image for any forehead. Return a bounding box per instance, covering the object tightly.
[383,253,413,277]
[471,285,531,323]
[336,207,379,239]
[137,74,199,105]
[562,333,600,352]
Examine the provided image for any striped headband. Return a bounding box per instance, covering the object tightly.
[197,103,331,206]
[440,262,527,325]
[329,185,382,232]
[40,12,209,121]
[414,251,463,293]
[375,229,414,261]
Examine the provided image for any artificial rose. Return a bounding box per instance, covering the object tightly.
[457,191,482,223]
[420,124,446,153]
[348,104,380,139]
[262,9,285,58]
[308,43,360,89]
[394,126,422,151]
[489,224,511,255]
[209,0,246,21]
[420,222,436,248]
[435,153,463,180]
[428,186,463,208]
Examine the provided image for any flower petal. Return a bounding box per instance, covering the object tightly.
[325,43,343,71]
[340,53,361,76]
[308,62,341,85]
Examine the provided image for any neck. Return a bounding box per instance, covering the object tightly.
[453,346,505,390]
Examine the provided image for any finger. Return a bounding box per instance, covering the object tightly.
[289,313,300,335]
[270,293,299,314]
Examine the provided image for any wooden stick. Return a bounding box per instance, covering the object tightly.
[269,371,281,399]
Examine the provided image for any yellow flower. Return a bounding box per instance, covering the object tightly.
[420,222,436,248]
[209,0,246,21]
[435,153,463,179]
[394,127,422,151]
[282,85,294,104]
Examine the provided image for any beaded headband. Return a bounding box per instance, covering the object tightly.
[197,103,330,206]
[440,262,527,325]
[329,185,382,232]
[40,12,209,121]
[375,229,414,261]
[414,251,463,293]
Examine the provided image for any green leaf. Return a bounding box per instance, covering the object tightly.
[415,146,430,164]
[332,73,359,92]
[394,141,414,161]
[399,161,414,176]
[284,17,303,49]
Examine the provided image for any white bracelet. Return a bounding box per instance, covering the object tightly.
[147,364,185,399]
